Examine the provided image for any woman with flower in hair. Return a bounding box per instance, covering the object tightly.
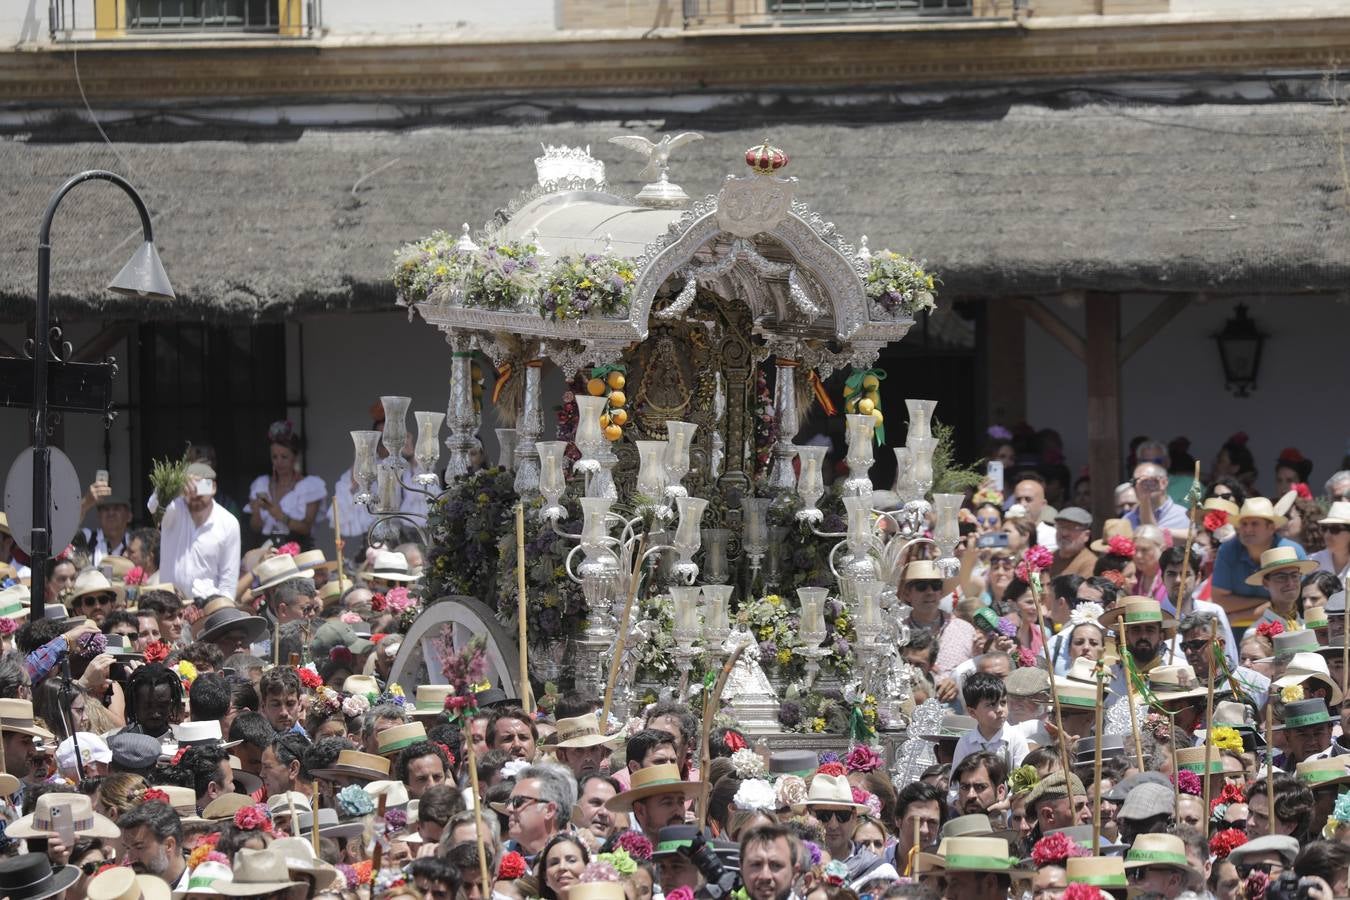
[997,578,1047,658]
[246,420,328,550]
[1051,604,1106,675]
[536,832,590,900]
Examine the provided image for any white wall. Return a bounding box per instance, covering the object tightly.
[1024,293,1350,496]
[318,0,556,34]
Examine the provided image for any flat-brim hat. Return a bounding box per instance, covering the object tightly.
[769,749,819,778]
[1090,519,1135,554]
[568,885,628,900]
[916,835,1021,874]
[1098,597,1177,633]
[230,757,264,796]
[195,596,269,645]
[310,749,390,783]
[9,792,120,840]
[918,713,976,743]
[1147,665,1217,703]
[212,848,304,898]
[605,763,703,813]
[1244,546,1317,586]
[1227,835,1299,868]
[939,813,1020,847]
[1319,501,1350,527]
[362,780,410,810]
[367,550,418,582]
[0,583,31,620]
[1203,497,1241,518]
[318,577,353,610]
[267,791,315,821]
[0,853,80,900]
[901,560,946,584]
[1074,733,1126,764]
[792,773,868,813]
[202,794,254,822]
[87,867,171,900]
[409,685,455,719]
[1260,629,1326,664]
[1174,745,1225,775]
[0,698,55,740]
[155,785,209,825]
[1237,497,1289,528]
[173,859,232,898]
[1053,676,1107,710]
[172,720,242,751]
[554,714,622,750]
[70,569,125,606]
[252,555,315,593]
[341,675,381,698]
[1297,756,1350,790]
[1276,698,1334,732]
[297,807,365,841]
[1123,833,1190,872]
[1065,856,1130,892]
[293,550,337,573]
[651,824,701,858]
[376,721,427,756]
[269,837,340,894]
[1274,652,1344,706]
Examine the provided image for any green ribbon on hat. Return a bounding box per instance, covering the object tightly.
[1124,610,1163,623]
[1299,768,1349,785]
[942,854,1019,871]
[188,874,221,890]
[1073,873,1127,887]
[1179,760,1226,775]
[1285,711,1332,728]
[1127,849,1189,867]
[657,839,694,853]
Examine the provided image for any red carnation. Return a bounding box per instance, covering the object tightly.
[1172,769,1202,796]
[497,851,527,879]
[1023,545,1055,572]
[723,731,747,753]
[144,641,170,664]
[816,763,847,778]
[1101,569,1127,588]
[370,592,387,613]
[234,804,272,833]
[143,788,171,805]
[124,566,146,586]
[1032,831,1089,867]
[1210,828,1248,859]
[170,748,187,766]
[615,831,653,861]
[666,888,696,900]
[1107,535,1136,558]
[1256,620,1285,640]
[1295,482,1313,500]
[296,667,323,689]
[1064,885,1105,900]
[276,542,301,557]
[1211,782,1246,811]
[1204,510,1229,532]
[435,742,456,768]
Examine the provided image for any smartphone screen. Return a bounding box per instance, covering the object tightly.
[95,469,109,485]
[197,478,217,497]
[987,460,1004,494]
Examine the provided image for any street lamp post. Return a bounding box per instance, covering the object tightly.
[29,170,174,617]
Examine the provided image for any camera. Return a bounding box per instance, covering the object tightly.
[977,532,1010,550]
[1266,871,1311,900]
[678,833,742,900]
[109,662,130,682]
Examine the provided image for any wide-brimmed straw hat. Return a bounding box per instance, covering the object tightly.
[793,773,869,813]
[1066,856,1129,895]
[1244,546,1318,586]
[1123,833,1190,872]
[901,560,945,584]
[87,867,171,900]
[213,848,305,898]
[293,550,336,573]
[376,722,427,756]
[0,698,55,740]
[1090,520,1135,554]
[916,835,1021,874]
[8,792,119,840]
[174,859,233,898]
[1174,745,1224,775]
[367,550,419,583]
[309,749,390,783]
[409,686,455,719]
[568,886,628,900]
[1296,757,1350,790]
[0,584,31,620]
[172,720,242,751]
[554,714,622,750]
[155,785,209,825]
[1098,597,1177,633]
[269,837,340,894]
[70,570,125,606]
[297,808,365,841]
[341,675,380,697]
[253,556,315,593]
[202,794,254,822]
[605,763,702,813]
[1237,497,1288,528]
[1273,652,1344,706]
[1320,502,1350,527]
[1146,665,1214,702]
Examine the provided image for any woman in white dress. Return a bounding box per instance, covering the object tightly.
[245,420,327,550]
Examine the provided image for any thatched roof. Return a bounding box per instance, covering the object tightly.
[2,101,1346,321]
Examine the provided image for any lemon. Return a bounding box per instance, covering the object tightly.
[600,414,611,429]
[611,409,629,426]
[604,424,623,441]
[586,378,606,397]
[862,374,880,390]
[871,409,884,425]
[857,398,875,415]
[606,371,626,390]
[608,390,627,408]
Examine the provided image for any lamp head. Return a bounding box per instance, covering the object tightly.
[108,241,174,301]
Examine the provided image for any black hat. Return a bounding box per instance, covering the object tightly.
[0,853,79,900]
[652,825,703,859]
[1074,734,1127,764]
[474,687,512,708]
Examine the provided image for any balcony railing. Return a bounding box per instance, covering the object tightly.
[49,0,324,41]
[683,0,973,27]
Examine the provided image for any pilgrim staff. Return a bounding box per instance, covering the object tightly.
[515,504,533,715]
[1266,704,1276,833]
[1030,571,1074,778]
[696,641,746,831]
[1202,634,1220,817]
[1168,462,1203,664]
[1117,630,1146,771]
[332,498,344,586]
[1092,658,1106,850]
[602,533,648,725]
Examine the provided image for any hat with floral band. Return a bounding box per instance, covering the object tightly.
[1090,520,1135,554]
[1244,547,1317,586]
[554,714,623,750]
[1273,652,1343,706]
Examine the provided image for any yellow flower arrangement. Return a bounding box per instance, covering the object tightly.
[1210,726,1243,753]
[1281,684,1306,704]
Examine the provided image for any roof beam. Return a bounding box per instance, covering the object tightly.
[1012,295,1085,362]
[1120,294,1193,363]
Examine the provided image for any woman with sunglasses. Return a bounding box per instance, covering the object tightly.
[1310,502,1350,580]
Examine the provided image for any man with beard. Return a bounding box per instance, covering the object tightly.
[1100,596,1176,700]
[117,800,189,892]
[0,699,53,787]
[1049,508,1097,579]
[553,715,621,780]
[158,463,240,601]
[1177,609,1269,708]
[953,752,1009,819]
[741,823,800,900]
[572,773,620,847]
[607,763,702,842]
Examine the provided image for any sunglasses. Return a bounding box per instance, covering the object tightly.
[1224,819,1247,832]
[910,580,943,592]
[977,516,1000,526]
[989,558,1014,570]
[77,594,114,607]
[1181,639,1210,653]
[1212,490,1234,500]
[1326,525,1348,535]
[814,809,856,824]
[1237,862,1280,878]
[503,795,542,811]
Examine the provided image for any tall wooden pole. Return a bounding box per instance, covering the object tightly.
[1266,703,1277,835]
[1118,631,1146,771]
[1202,639,1218,819]
[1092,659,1106,850]
[515,504,533,714]
[331,497,344,587]
[464,739,493,894]
[1032,574,1073,778]
[311,780,321,857]
[1168,461,1202,665]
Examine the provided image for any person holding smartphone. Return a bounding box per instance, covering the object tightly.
[79,470,134,566]
[158,462,241,601]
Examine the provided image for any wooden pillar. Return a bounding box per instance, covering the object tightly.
[1086,293,1122,527]
[986,299,1027,427]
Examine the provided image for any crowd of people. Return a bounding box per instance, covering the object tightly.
[0,407,1346,900]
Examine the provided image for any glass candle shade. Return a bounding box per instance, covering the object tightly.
[701,529,731,584]
[635,441,670,502]
[574,395,607,448]
[932,493,963,557]
[380,396,412,459]
[842,495,875,546]
[796,587,830,639]
[703,585,733,638]
[904,399,938,444]
[494,428,518,471]
[845,414,877,460]
[579,497,614,552]
[664,420,698,482]
[670,586,702,639]
[673,496,708,557]
[795,444,828,511]
[907,436,937,498]
[742,497,772,555]
[858,579,885,628]
[536,441,568,502]
[414,411,446,472]
[351,430,382,495]
[376,463,400,514]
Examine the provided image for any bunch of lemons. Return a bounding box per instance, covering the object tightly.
[846,372,884,428]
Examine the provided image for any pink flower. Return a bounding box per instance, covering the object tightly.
[497,851,527,879]
[1064,885,1105,900]
[233,805,272,832]
[124,566,145,586]
[1106,535,1136,558]
[1017,647,1037,668]
[1031,831,1089,866]
[0,618,16,637]
[615,831,653,861]
[340,611,362,624]
[1022,545,1055,572]
[844,745,883,774]
[1173,769,1202,796]
[666,888,695,900]
[385,586,416,614]
[276,542,301,557]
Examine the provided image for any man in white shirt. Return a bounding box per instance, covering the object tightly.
[82,494,133,566]
[159,463,241,601]
[1009,477,1057,551]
